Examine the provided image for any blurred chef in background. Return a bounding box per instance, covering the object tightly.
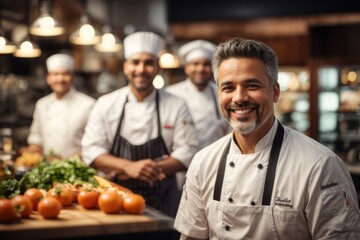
[166,40,231,189]
[23,53,95,158]
[167,39,231,150]
[81,31,198,217]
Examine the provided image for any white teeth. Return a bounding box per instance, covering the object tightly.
[234,109,252,114]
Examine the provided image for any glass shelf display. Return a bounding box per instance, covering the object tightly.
[317,66,360,157]
[275,67,310,134]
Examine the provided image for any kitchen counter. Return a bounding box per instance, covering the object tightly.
[0,204,177,240]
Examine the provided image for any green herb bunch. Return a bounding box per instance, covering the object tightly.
[0,157,98,198]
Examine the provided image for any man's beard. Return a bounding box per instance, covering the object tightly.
[229,113,260,135]
[226,104,273,135]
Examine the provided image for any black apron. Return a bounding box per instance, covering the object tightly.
[110,90,180,217]
[213,122,284,204]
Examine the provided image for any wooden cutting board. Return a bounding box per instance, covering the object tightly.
[0,204,174,240]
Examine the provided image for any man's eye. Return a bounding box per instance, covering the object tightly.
[221,86,234,92]
[247,84,260,89]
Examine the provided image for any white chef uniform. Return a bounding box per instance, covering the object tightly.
[28,87,95,158]
[81,86,198,168]
[166,79,230,150]
[174,120,360,239]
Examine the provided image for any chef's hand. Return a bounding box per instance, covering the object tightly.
[122,159,166,187]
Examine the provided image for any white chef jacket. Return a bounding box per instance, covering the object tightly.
[28,88,95,158]
[166,79,230,150]
[81,86,199,168]
[174,120,360,240]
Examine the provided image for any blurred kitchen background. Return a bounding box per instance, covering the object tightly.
[1,0,360,180]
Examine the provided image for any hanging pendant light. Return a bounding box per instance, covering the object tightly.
[14,38,41,58]
[70,15,101,45]
[0,34,16,54]
[95,0,122,53]
[0,8,16,54]
[95,25,122,53]
[159,32,180,69]
[30,0,65,37]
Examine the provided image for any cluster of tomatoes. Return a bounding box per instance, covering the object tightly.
[0,184,146,224]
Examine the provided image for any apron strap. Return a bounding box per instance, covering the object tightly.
[213,122,284,205]
[213,139,231,201]
[110,95,128,153]
[262,123,284,205]
[155,90,161,137]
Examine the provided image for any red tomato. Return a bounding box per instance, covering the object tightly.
[77,189,100,209]
[0,198,19,223]
[98,190,122,214]
[37,197,62,219]
[47,186,74,207]
[123,194,145,214]
[11,195,33,218]
[24,188,43,211]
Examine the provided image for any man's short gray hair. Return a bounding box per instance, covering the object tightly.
[212,38,278,86]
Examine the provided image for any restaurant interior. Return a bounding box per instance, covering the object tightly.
[0,0,360,210]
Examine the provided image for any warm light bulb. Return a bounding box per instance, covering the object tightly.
[159,52,180,69]
[153,75,165,89]
[0,37,5,49]
[79,24,96,39]
[161,53,175,63]
[14,39,41,58]
[38,16,55,28]
[102,33,116,45]
[20,41,34,53]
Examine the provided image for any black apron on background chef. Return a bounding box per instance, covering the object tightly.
[81,31,199,218]
[110,90,180,217]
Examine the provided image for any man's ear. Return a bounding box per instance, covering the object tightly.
[273,82,280,103]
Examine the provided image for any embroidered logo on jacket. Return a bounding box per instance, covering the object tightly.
[320,181,338,190]
[275,196,293,208]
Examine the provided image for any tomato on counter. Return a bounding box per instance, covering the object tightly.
[123,194,145,214]
[0,198,19,223]
[77,188,100,209]
[37,197,62,219]
[11,195,33,218]
[47,185,74,207]
[98,190,123,214]
[24,188,43,211]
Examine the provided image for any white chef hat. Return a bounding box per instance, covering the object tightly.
[123,31,164,59]
[46,54,74,73]
[178,40,217,64]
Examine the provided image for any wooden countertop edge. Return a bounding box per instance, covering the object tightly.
[0,205,175,240]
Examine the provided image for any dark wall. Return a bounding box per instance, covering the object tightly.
[167,0,360,22]
[310,24,360,60]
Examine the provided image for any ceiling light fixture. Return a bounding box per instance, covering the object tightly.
[0,34,16,54]
[29,0,65,37]
[95,25,122,53]
[159,33,180,69]
[159,50,181,69]
[70,15,101,45]
[14,38,41,58]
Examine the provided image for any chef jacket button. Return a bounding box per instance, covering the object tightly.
[228,197,233,203]
[229,162,235,167]
[251,201,256,206]
[225,225,230,231]
[257,164,263,169]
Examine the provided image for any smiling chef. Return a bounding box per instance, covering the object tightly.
[81,31,199,217]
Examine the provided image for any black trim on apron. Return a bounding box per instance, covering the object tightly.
[213,122,284,205]
[110,90,180,217]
